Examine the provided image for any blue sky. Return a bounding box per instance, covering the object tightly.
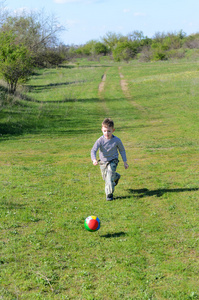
[4,0,199,45]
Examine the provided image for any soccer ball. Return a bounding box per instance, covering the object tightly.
[84,216,100,232]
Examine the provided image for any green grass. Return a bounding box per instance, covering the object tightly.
[0,59,199,299]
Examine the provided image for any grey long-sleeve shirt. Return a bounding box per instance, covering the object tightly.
[91,135,127,163]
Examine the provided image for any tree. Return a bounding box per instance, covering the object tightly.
[112,41,139,62]
[127,30,145,41]
[36,47,66,68]
[153,31,167,43]
[0,10,65,67]
[183,33,199,49]
[101,32,126,51]
[75,41,94,56]
[0,0,8,26]
[93,42,108,55]
[0,31,33,93]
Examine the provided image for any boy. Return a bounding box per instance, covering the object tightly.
[91,118,129,201]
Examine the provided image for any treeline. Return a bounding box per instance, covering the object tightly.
[0,2,66,93]
[69,30,199,63]
[1,0,199,94]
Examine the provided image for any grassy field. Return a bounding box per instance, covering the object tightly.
[0,58,199,299]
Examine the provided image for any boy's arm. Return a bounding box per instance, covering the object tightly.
[92,159,98,166]
[118,139,129,169]
[91,138,100,166]
[124,161,129,169]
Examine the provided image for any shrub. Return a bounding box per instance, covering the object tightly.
[112,41,139,62]
[0,31,33,93]
[167,49,186,59]
[183,33,199,49]
[152,50,167,61]
[93,42,108,55]
[138,46,153,62]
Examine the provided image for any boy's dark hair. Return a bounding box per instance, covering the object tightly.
[102,118,114,128]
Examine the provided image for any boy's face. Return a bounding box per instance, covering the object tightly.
[102,125,115,140]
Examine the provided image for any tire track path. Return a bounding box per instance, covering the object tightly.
[118,67,146,112]
[98,71,109,114]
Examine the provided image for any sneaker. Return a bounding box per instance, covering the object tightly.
[114,175,121,186]
[106,193,113,201]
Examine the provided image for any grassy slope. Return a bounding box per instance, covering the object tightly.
[0,59,199,299]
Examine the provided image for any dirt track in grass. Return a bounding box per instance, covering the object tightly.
[118,67,146,112]
[98,67,146,114]
[98,72,109,114]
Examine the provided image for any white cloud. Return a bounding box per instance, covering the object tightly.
[123,8,130,13]
[133,12,146,17]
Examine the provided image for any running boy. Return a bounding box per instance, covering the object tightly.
[91,118,129,201]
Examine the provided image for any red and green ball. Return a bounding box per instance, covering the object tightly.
[84,216,100,232]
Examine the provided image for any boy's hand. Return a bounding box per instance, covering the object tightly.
[93,159,98,166]
[124,162,129,169]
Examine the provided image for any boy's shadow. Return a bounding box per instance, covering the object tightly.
[115,187,198,199]
[129,187,199,198]
[100,231,126,238]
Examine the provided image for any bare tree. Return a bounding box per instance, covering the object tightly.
[0,6,66,92]
[128,30,145,41]
[0,0,8,26]
[101,32,126,51]
[1,9,65,51]
[0,8,65,67]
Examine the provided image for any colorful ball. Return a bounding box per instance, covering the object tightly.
[84,216,100,232]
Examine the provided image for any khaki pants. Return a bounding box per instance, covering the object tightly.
[99,159,120,196]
